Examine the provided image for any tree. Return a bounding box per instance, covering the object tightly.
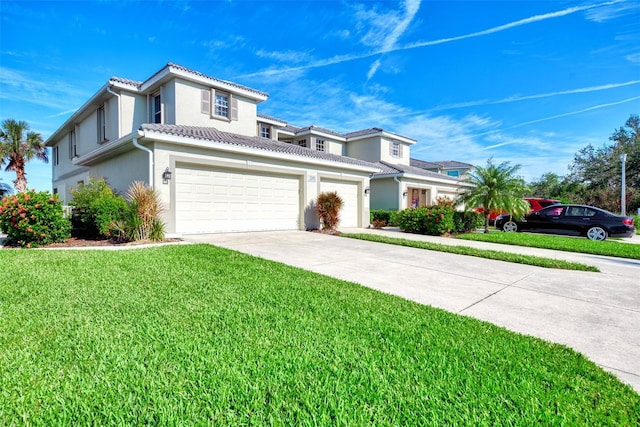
[456,158,531,233]
[568,114,639,212]
[0,119,48,193]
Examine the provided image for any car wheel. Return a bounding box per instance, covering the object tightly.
[586,226,607,241]
[502,221,518,232]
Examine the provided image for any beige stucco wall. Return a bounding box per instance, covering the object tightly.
[172,78,258,136]
[346,137,381,163]
[150,140,371,234]
[120,92,147,135]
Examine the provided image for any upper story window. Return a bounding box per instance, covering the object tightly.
[52,146,59,166]
[390,141,402,157]
[68,129,76,158]
[215,93,229,118]
[315,139,325,152]
[201,88,238,121]
[446,170,459,177]
[97,105,107,142]
[152,92,161,124]
[260,124,271,139]
[297,139,307,148]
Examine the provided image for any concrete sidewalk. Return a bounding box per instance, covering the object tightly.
[185,229,640,394]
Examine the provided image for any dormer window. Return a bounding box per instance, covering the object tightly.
[391,141,402,157]
[315,139,325,152]
[215,93,229,118]
[260,124,271,139]
[297,139,307,148]
[201,88,238,121]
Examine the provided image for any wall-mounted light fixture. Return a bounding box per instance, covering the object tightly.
[162,167,172,184]
[364,186,370,195]
[402,190,408,197]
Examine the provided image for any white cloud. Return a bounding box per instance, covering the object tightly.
[584,0,640,22]
[255,49,314,64]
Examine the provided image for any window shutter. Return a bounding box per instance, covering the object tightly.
[230,95,238,121]
[201,89,210,115]
[399,143,403,157]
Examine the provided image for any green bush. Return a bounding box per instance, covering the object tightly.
[370,209,399,227]
[632,215,640,234]
[70,178,128,239]
[453,211,484,233]
[0,190,71,247]
[396,206,455,235]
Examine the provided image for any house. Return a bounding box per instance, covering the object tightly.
[46,63,470,234]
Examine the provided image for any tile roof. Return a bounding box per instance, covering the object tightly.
[109,76,143,87]
[296,125,345,137]
[139,124,379,170]
[433,160,473,168]
[344,128,384,138]
[165,63,269,98]
[410,158,441,170]
[257,113,287,125]
[373,161,460,181]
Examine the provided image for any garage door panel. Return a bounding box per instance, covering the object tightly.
[176,165,300,233]
[319,179,359,228]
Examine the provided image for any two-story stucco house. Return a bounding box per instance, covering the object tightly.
[46,63,469,235]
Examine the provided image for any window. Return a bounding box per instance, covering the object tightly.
[152,92,161,124]
[215,93,229,118]
[52,146,59,165]
[68,129,76,158]
[297,139,307,148]
[315,139,325,152]
[201,89,211,114]
[97,105,107,142]
[260,124,271,139]
[446,170,460,177]
[390,141,402,157]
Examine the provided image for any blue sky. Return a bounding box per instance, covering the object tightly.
[1,0,639,193]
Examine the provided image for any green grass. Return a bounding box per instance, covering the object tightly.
[457,231,640,260]
[1,245,638,425]
[342,233,599,272]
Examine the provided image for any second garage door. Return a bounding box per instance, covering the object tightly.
[319,179,359,228]
[175,164,301,233]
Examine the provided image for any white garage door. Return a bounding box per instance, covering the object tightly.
[319,179,359,228]
[175,164,301,233]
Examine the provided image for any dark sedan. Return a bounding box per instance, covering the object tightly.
[495,204,636,241]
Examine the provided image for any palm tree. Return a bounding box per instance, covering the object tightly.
[0,119,48,193]
[456,158,531,233]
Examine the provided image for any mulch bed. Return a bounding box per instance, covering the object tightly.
[1,237,183,249]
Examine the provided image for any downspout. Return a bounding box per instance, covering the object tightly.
[133,133,154,187]
[394,176,403,210]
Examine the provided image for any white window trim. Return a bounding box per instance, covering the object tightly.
[315,138,325,152]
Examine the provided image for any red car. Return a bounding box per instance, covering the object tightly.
[475,198,561,224]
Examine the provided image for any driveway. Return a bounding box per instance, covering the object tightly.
[186,229,640,393]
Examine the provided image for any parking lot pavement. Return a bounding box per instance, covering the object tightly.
[185,229,640,393]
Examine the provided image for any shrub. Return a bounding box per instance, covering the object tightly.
[453,211,484,233]
[370,209,399,226]
[317,191,343,230]
[0,190,71,247]
[396,206,455,236]
[125,181,165,241]
[70,177,128,239]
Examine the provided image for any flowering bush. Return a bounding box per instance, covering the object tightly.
[396,206,455,235]
[0,190,71,247]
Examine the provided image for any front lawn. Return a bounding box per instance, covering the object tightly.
[342,233,599,271]
[1,245,638,425]
[457,231,640,259]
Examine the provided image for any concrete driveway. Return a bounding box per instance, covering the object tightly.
[185,229,640,394]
